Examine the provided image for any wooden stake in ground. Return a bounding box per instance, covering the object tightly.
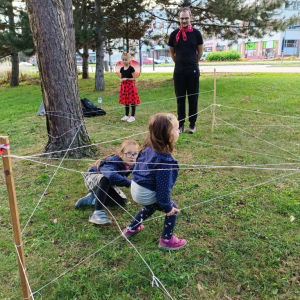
[0,136,31,299]
[211,68,217,133]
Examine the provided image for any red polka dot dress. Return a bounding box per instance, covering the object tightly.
[119,66,141,106]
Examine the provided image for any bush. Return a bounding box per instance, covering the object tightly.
[206,51,242,62]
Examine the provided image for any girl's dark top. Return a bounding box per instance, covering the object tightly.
[89,155,131,188]
[120,66,135,79]
[132,146,179,213]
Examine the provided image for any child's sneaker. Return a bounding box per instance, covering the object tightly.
[89,210,112,225]
[127,116,135,123]
[75,192,95,209]
[158,235,187,250]
[121,116,129,121]
[122,224,144,238]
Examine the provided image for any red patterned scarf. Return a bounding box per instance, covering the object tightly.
[176,25,193,42]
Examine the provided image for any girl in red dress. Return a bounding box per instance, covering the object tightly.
[119,52,141,123]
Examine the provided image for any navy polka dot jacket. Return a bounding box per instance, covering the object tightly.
[89,155,131,188]
[132,146,179,213]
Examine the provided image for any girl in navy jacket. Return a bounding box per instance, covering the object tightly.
[79,139,139,225]
[123,113,187,250]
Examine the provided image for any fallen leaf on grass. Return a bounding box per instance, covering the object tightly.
[290,215,295,222]
[236,284,241,294]
[225,296,232,300]
[197,283,204,293]
[50,218,57,224]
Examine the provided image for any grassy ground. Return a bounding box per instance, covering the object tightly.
[1,72,300,300]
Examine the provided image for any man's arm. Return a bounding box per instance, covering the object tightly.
[169,46,175,63]
[197,44,204,61]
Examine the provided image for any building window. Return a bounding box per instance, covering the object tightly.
[245,42,257,50]
[285,40,297,47]
[286,1,298,10]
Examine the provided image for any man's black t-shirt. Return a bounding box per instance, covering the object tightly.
[120,66,135,79]
[168,28,203,74]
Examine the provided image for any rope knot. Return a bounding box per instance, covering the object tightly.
[152,275,159,288]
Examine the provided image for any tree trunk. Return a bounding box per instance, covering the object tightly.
[62,0,77,76]
[25,0,96,157]
[8,0,19,87]
[82,43,89,79]
[10,48,19,87]
[126,38,129,53]
[95,0,105,91]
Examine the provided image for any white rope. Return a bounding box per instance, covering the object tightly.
[45,112,144,133]
[145,170,300,223]
[191,141,299,162]
[14,244,35,300]
[84,175,174,300]
[8,155,300,174]
[21,127,82,235]
[47,123,84,139]
[46,90,214,115]
[25,104,212,158]
[28,131,147,157]
[32,236,122,296]
[216,117,300,160]
[214,104,300,120]
[215,124,300,127]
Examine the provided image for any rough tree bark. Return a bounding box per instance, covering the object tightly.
[7,0,19,87]
[25,0,96,157]
[82,43,89,79]
[62,0,77,75]
[95,0,105,91]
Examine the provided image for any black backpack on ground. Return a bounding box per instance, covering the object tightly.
[81,98,106,117]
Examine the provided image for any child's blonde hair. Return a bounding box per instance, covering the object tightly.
[121,52,131,61]
[90,139,139,172]
[143,113,177,155]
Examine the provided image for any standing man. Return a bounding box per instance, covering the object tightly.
[168,7,203,134]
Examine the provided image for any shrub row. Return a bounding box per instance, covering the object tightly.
[206,51,241,62]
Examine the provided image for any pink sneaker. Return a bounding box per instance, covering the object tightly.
[122,224,145,238]
[158,235,187,250]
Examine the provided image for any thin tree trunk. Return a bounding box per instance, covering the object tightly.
[25,0,96,157]
[10,48,19,87]
[126,38,129,53]
[8,0,19,87]
[82,43,89,79]
[95,0,105,91]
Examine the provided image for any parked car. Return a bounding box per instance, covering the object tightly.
[159,57,173,64]
[200,52,210,61]
[148,58,162,64]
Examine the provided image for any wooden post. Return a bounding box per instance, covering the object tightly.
[211,68,217,133]
[0,136,31,299]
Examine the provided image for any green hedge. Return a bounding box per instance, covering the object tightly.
[206,51,241,62]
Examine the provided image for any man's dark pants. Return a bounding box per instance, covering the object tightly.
[174,72,200,128]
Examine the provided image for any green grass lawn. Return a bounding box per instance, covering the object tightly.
[1,72,300,300]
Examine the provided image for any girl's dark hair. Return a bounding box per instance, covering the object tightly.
[143,113,177,155]
[89,139,139,172]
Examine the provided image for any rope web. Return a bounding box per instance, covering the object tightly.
[3,87,300,299]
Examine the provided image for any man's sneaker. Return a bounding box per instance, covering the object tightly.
[188,125,196,134]
[89,210,112,225]
[121,115,129,121]
[179,125,184,134]
[158,235,187,251]
[127,116,135,123]
[122,224,145,238]
[75,192,96,209]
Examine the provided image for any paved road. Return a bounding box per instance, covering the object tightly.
[141,65,300,73]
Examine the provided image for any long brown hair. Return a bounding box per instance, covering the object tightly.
[143,113,177,155]
[90,139,139,172]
